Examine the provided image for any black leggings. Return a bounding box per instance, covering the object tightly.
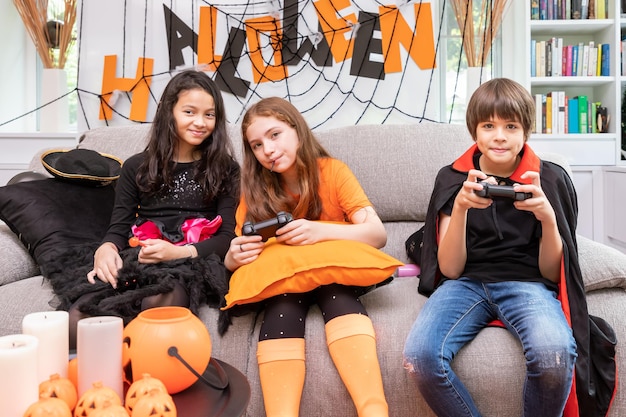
[258,284,368,341]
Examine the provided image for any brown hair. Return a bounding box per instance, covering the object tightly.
[465,78,535,141]
[240,97,331,221]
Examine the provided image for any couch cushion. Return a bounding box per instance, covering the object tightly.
[0,179,115,268]
[578,235,626,291]
[0,223,40,285]
[0,275,55,336]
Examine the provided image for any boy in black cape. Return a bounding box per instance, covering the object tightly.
[404,78,616,417]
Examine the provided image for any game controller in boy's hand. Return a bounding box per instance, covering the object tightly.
[242,211,294,241]
[474,181,532,201]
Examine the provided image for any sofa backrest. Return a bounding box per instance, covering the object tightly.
[30,122,472,224]
[77,122,472,222]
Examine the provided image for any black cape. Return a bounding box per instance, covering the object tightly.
[417,144,617,417]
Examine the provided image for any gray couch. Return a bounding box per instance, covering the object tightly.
[1,122,625,416]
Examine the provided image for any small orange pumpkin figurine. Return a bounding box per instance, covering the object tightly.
[88,400,129,417]
[73,381,122,417]
[130,389,177,417]
[39,373,78,411]
[67,358,78,389]
[23,392,72,417]
[124,374,168,414]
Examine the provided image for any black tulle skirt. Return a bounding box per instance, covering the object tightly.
[42,243,230,330]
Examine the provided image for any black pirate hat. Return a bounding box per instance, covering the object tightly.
[41,148,122,186]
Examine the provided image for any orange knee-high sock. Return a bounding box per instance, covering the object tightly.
[326,314,389,417]
[257,338,306,417]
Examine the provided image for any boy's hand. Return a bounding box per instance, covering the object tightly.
[456,169,494,211]
[513,171,557,223]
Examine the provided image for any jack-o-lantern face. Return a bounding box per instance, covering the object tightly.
[124,373,168,414]
[130,389,177,417]
[73,381,122,417]
[39,373,78,411]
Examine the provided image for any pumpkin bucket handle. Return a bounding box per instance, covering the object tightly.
[167,346,229,390]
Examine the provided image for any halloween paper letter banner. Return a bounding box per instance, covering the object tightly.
[76,0,440,131]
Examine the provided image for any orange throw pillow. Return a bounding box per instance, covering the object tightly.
[224,239,403,309]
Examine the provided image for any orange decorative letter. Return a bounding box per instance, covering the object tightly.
[379,3,436,72]
[244,16,287,83]
[198,6,221,71]
[313,0,357,63]
[100,55,154,122]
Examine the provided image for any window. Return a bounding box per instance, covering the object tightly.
[438,1,503,124]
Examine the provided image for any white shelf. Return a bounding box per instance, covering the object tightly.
[530,134,617,166]
[527,2,623,167]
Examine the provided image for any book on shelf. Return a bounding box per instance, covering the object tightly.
[531,1,540,19]
[557,91,566,134]
[568,97,579,133]
[535,94,543,133]
[577,95,588,133]
[581,43,589,76]
[588,44,597,76]
[534,94,607,135]
[539,0,547,19]
[622,38,626,76]
[531,0,608,20]
[581,0,589,19]
[546,94,553,133]
[601,43,610,76]
[531,40,537,77]
[597,0,605,18]
[530,39,609,77]
[546,41,553,76]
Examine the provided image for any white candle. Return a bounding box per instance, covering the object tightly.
[22,311,69,382]
[76,316,124,399]
[0,334,39,417]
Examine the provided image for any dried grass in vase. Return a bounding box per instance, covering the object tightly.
[13,0,77,69]
[451,0,509,68]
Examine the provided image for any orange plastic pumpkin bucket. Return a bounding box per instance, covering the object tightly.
[122,307,211,394]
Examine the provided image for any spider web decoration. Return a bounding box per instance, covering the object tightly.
[75,0,442,131]
[1,0,444,132]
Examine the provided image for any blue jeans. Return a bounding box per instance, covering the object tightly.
[403,278,577,417]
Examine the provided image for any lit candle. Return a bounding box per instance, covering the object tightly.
[0,334,39,417]
[22,311,69,382]
[76,316,124,399]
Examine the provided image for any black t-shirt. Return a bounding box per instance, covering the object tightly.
[441,153,556,290]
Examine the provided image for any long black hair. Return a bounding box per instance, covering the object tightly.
[137,70,239,202]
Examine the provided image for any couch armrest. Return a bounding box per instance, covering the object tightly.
[578,235,626,292]
[0,223,40,286]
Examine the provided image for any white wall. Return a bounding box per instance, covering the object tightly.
[0,0,37,132]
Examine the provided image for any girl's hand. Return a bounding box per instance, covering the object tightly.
[87,242,122,288]
[136,239,193,264]
[274,218,320,245]
[224,235,264,271]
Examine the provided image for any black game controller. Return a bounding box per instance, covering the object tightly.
[475,181,532,201]
[242,211,294,241]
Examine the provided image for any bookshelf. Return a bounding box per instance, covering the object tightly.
[524,1,622,167]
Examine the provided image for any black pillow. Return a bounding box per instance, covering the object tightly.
[0,178,115,267]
